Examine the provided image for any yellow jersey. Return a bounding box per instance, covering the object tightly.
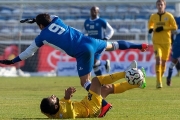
[148,12,177,44]
[42,90,102,119]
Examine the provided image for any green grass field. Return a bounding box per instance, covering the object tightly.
[0,76,180,120]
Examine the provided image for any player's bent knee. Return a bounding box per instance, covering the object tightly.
[91,77,101,86]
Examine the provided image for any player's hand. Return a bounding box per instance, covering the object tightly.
[64,87,76,100]
[148,29,153,34]
[155,26,163,32]
[20,18,36,24]
[0,60,14,65]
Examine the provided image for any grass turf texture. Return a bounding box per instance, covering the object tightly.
[0,77,180,120]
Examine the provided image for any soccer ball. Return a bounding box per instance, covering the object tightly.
[125,68,144,85]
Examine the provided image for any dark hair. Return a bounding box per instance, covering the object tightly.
[36,13,51,27]
[40,97,59,115]
[156,0,166,4]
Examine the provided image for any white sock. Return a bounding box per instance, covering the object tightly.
[84,81,91,89]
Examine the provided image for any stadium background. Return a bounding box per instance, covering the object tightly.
[0,0,179,76]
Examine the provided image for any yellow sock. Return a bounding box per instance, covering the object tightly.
[113,81,139,94]
[161,65,166,77]
[97,72,125,85]
[156,65,162,84]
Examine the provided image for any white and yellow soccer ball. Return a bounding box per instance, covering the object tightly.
[125,68,144,85]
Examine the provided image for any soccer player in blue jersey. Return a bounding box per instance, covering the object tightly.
[166,16,180,86]
[84,6,114,77]
[0,13,148,117]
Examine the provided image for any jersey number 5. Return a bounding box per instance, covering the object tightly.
[48,23,65,35]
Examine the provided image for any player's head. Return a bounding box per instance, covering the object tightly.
[90,6,99,19]
[36,13,52,30]
[40,95,60,115]
[156,0,166,14]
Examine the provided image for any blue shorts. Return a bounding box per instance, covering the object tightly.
[75,36,107,77]
[171,43,180,59]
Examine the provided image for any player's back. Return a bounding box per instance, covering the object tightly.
[84,18,107,39]
[35,16,83,57]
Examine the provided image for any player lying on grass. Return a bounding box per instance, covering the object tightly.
[40,61,147,119]
[0,13,148,117]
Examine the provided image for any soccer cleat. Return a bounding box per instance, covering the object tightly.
[156,82,163,89]
[125,60,137,72]
[141,43,148,52]
[105,59,111,73]
[139,67,147,89]
[98,103,112,118]
[166,78,171,86]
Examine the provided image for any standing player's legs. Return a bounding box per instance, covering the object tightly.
[167,44,180,86]
[93,53,110,76]
[153,44,171,88]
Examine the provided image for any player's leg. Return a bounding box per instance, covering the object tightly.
[76,42,111,117]
[95,61,146,98]
[161,44,171,78]
[89,74,141,117]
[105,41,148,52]
[93,58,102,76]
[166,45,180,86]
[174,44,180,77]
[96,64,146,86]
[175,60,180,76]
[101,82,141,98]
[153,44,163,88]
[93,54,106,76]
[93,54,111,76]
[166,57,178,86]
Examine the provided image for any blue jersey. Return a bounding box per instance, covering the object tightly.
[13,16,107,76]
[171,17,180,59]
[84,18,107,39]
[35,17,83,57]
[174,17,180,44]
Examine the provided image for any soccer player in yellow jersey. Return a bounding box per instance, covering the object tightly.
[148,0,177,88]
[40,61,147,119]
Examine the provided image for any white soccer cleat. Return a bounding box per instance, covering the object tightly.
[125,60,137,72]
[105,59,111,73]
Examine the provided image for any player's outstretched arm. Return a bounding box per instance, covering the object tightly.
[64,87,76,100]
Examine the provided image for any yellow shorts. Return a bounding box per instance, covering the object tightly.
[153,43,171,61]
[82,90,102,118]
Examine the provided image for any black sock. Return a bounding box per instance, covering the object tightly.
[117,41,142,50]
[167,68,173,80]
